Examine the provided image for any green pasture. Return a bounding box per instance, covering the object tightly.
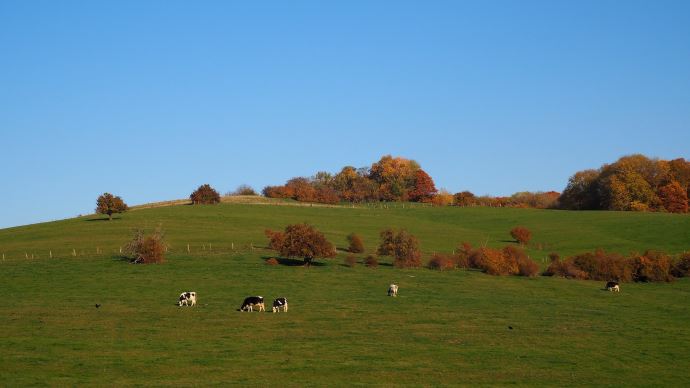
[1,203,689,385]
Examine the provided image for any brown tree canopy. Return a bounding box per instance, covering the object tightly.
[190,184,221,204]
[262,155,427,204]
[96,192,128,220]
[265,223,336,265]
[658,180,689,213]
[510,226,532,245]
[408,169,438,202]
[558,154,690,212]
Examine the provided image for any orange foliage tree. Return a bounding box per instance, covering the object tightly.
[265,223,336,266]
[96,192,128,220]
[190,184,221,204]
[408,169,437,202]
[658,180,688,213]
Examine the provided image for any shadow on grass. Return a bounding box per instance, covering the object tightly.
[85,217,123,222]
[499,239,519,244]
[261,256,326,267]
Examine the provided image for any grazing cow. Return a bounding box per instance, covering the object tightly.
[605,281,620,292]
[178,291,197,307]
[240,296,265,312]
[272,297,288,313]
[388,284,399,297]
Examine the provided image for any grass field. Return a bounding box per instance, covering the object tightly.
[1,202,689,386]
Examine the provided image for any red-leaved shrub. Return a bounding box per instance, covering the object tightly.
[510,226,532,245]
[344,254,357,267]
[266,258,279,266]
[428,253,455,271]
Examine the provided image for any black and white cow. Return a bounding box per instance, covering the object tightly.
[178,291,197,306]
[388,284,399,297]
[272,297,288,313]
[605,281,620,292]
[239,296,265,312]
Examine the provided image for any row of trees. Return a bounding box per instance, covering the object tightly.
[263,155,438,204]
[558,154,690,213]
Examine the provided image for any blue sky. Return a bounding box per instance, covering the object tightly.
[1,1,689,228]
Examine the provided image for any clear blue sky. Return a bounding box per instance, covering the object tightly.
[1,1,689,228]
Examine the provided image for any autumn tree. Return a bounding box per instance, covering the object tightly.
[96,192,128,220]
[265,223,336,266]
[369,155,420,201]
[658,180,689,213]
[190,184,221,204]
[558,169,601,210]
[409,169,437,202]
[377,228,422,268]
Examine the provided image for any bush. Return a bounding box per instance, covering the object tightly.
[453,242,473,269]
[228,184,258,196]
[190,184,221,204]
[631,250,673,282]
[347,233,365,253]
[344,254,357,267]
[501,246,539,277]
[671,253,690,278]
[510,226,532,245]
[427,253,455,270]
[125,229,166,264]
[266,257,279,266]
[364,255,378,268]
[377,228,422,268]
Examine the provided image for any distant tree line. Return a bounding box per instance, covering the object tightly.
[558,154,689,213]
[262,155,438,204]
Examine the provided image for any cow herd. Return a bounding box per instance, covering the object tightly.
[177,281,617,312]
[177,283,401,312]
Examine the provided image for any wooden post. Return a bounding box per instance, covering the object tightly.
[25,253,28,259]
[209,243,212,251]
[31,254,34,259]
[187,244,190,253]
[250,242,253,251]
[119,246,122,254]
[231,242,234,250]
[50,250,52,259]
[73,249,76,257]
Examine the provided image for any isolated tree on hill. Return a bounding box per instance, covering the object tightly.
[453,191,477,207]
[190,184,221,204]
[96,192,128,220]
[265,223,336,266]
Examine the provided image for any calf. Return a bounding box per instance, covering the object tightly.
[605,281,620,292]
[388,284,399,297]
[239,296,265,312]
[178,291,197,307]
[272,297,288,313]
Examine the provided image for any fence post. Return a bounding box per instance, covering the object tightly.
[231,242,234,250]
[72,249,76,257]
[25,252,28,259]
[209,243,212,251]
[187,244,190,253]
[250,242,253,251]
[50,250,52,259]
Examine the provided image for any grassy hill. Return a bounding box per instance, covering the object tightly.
[1,202,689,385]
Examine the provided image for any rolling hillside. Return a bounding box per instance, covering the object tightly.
[1,202,689,385]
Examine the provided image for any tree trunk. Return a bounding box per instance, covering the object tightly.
[303,256,313,267]
[108,212,113,221]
